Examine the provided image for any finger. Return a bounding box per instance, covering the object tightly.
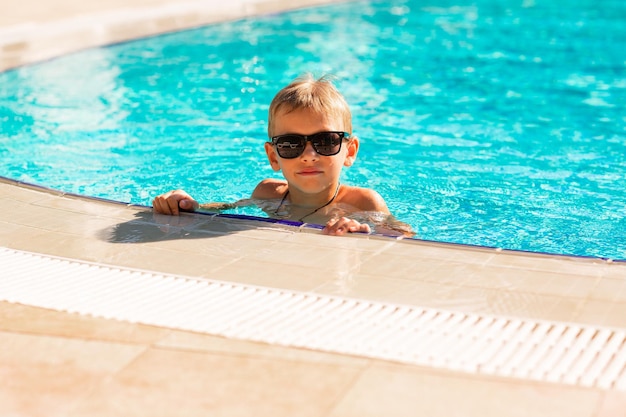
[336,219,352,233]
[153,198,168,215]
[334,226,348,236]
[325,218,339,228]
[323,220,340,234]
[349,224,371,234]
[322,224,338,235]
[325,224,348,236]
[179,199,191,210]
[166,197,180,216]
[179,199,198,212]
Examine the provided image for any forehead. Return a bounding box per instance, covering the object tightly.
[272,107,345,135]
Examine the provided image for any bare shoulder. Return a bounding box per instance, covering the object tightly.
[339,185,390,213]
[251,178,288,199]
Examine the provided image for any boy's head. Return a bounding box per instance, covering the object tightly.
[267,74,352,138]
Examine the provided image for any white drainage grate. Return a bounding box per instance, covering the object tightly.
[1,247,626,390]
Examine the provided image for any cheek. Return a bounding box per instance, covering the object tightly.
[277,159,296,174]
[328,158,345,172]
[333,151,350,168]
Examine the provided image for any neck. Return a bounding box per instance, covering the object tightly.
[289,183,341,208]
[275,183,341,222]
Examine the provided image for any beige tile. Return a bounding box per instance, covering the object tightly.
[0,182,61,203]
[481,288,586,322]
[3,226,238,275]
[434,263,589,296]
[72,346,362,417]
[0,0,166,25]
[456,264,562,292]
[101,211,226,246]
[313,274,461,306]
[531,271,600,298]
[130,212,298,244]
[589,277,626,303]
[0,0,346,71]
[573,299,618,327]
[210,257,339,291]
[549,295,596,323]
[35,193,136,219]
[1,225,76,254]
[603,262,626,279]
[577,297,626,328]
[34,212,121,236]
[314,275,588,323]
[488,251,612,277]
[101,244,237,277]
[0,331,145,417]
[394,283,496,313]
[0,197,46,225]
[0,198,120,236]
[0,301,170,344]
[226,223,300,240]
[595,390,626,417]
[143,229,282,259]
[357,251,467,282]
[384,238,497,265]
[283,230,398,253]
[404,284,585,322]
[329,363,602,417]
[157,330,371,367]
[0,220,25,243]
[602,302,626,329]
[2,227,118,263]
[241,236,376,275]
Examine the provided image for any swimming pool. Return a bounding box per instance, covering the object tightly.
[0,0,625,259]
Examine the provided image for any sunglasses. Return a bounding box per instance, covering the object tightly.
[270,131,351,159]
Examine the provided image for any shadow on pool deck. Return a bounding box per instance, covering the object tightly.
[102,211,265,243]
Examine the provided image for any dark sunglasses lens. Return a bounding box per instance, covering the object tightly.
[275,136,305,158]
[311,132,343,156]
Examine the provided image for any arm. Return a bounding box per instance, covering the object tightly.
[321,187,385,236]
[322,187,413,237]
[323,213,414,237]
[154,179,285,216]
[322,217,371,236]
[251,178,287,199]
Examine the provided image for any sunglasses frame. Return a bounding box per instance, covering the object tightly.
[269,131,351,159]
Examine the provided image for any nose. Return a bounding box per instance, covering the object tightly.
[300,141,319,161]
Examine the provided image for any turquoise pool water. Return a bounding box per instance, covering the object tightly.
[1,0,625,259]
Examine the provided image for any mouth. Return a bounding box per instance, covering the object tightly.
[297,168,323,176]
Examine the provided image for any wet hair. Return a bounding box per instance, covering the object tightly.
[267,74,352,137]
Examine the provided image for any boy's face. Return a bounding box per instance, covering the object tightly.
[265,108,358,195]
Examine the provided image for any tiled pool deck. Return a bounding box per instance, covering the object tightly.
[2,1,626,415]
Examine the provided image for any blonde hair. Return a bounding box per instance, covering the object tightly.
[267,74,352,137]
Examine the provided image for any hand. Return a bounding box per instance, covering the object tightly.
[152,189,199,215]
[322,217,371,236]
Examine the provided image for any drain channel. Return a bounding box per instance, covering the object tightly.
[2,247,625,390]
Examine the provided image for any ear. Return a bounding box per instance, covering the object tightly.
[264,142,282,171]
[343,136,359,167]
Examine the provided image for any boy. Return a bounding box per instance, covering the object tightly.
[153,74,409,236]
